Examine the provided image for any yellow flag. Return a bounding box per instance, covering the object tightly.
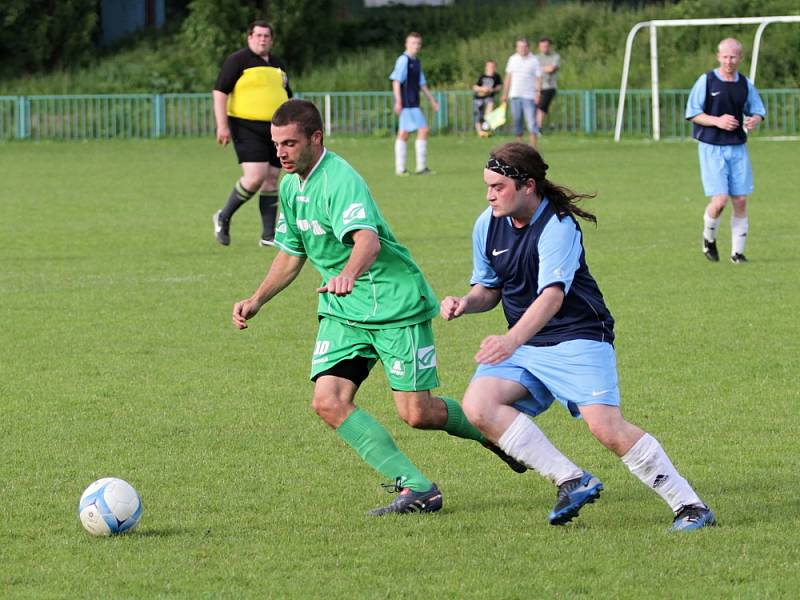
[484,102,507,130]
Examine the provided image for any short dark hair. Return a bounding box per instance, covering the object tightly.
[539,37,552,44]
[272,99,324,141]
[248,21,273,36]
[407,31,422,39]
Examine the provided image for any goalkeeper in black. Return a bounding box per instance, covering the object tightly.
[212,21,292,247]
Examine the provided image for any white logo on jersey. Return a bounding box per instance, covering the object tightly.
[417,346,436,369]
[342,203,366,225]
[276,215,288,234]
[390,359,405,377]
[711,91,721,96]
[296,195,309,203]
[296,219,326,236]
[492,248,510,256]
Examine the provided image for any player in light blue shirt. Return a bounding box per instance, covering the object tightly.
[390,32,439,175]
[441,142,716,531]
[685,38,766,263]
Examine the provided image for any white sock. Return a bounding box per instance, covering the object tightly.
[731,216,749,255]
[415,139,427,172]
[498,413,583,486]
[394,139,407,174]
[621,433,703,513]
[703,210,721,242]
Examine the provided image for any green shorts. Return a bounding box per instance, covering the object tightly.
[310,318,440,391]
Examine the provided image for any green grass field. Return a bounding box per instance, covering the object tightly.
[2,135,799,598]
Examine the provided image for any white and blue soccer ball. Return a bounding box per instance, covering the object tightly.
[78,477,142,536]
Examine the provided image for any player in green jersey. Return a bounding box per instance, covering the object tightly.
[232,99,524,515]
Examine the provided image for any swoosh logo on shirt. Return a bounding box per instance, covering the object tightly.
[492,249,510,256]
[711,91,721,96]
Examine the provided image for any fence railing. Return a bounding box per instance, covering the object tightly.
[1,89,798,141]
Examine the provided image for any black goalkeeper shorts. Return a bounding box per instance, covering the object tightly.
[229,117,280,167]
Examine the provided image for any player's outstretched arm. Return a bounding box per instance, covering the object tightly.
[441,285,501,321]
[475,285,563,365]
[317,229,381,297]
[232,251,306,329]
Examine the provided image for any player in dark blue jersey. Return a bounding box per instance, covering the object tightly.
[685,38,765,264]
[441,142,715,531]
[390,32,439,175]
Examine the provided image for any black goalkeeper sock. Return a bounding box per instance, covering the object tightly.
[259,193,278,240]
[220,180,256,222]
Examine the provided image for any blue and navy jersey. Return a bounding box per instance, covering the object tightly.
[685,69,765,146]
[389,53,427,108]
[470,199,614,347]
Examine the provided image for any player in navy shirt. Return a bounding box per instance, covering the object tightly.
[685,38,765,263]
[390,32,439,175]
[441,142,715,531]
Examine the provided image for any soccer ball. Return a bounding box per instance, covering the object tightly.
[78,477,142,536]
[480,120,492,131]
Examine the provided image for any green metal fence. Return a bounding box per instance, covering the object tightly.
[1,89,798,141]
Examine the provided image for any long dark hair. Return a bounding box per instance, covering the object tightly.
[490,142,597,224]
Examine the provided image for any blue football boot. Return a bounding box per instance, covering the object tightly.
[548,471,604,525]
[672,504,717,531]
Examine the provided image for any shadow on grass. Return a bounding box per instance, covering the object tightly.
[131,526,198,538]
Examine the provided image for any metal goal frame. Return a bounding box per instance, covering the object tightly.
[614,16,800,141]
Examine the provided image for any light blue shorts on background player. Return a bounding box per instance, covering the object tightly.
[510,97,538,135]
[399,107,428,132]
[698,141,754,197]
[472,339,620,418]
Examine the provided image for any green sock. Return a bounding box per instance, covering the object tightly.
[336,407,432,492]
[441,396,486,443]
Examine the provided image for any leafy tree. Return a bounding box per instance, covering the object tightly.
[179,0,337,81]
[0,0,99,78]
[263,0,338,75]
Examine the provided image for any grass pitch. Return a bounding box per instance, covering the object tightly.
[2,134,799,598]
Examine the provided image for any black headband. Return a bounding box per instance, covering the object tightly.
[485,157,532,181]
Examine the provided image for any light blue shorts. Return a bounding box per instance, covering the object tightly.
[510,97,539,135]
[398,107,428,133]
[472,339,620,419]
[698,141,753,197]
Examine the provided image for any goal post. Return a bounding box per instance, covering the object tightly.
[614,16,800,142]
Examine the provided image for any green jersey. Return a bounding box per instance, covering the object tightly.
[274,149,439,328]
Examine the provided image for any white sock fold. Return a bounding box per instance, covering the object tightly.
[703,210,721,242]
[621,433,703,513]
[731,216,749,255]
[394,139,407,174]
[415,139,427,172]
[498,413,583,486]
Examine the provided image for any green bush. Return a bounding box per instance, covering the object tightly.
[0,0,797,95]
